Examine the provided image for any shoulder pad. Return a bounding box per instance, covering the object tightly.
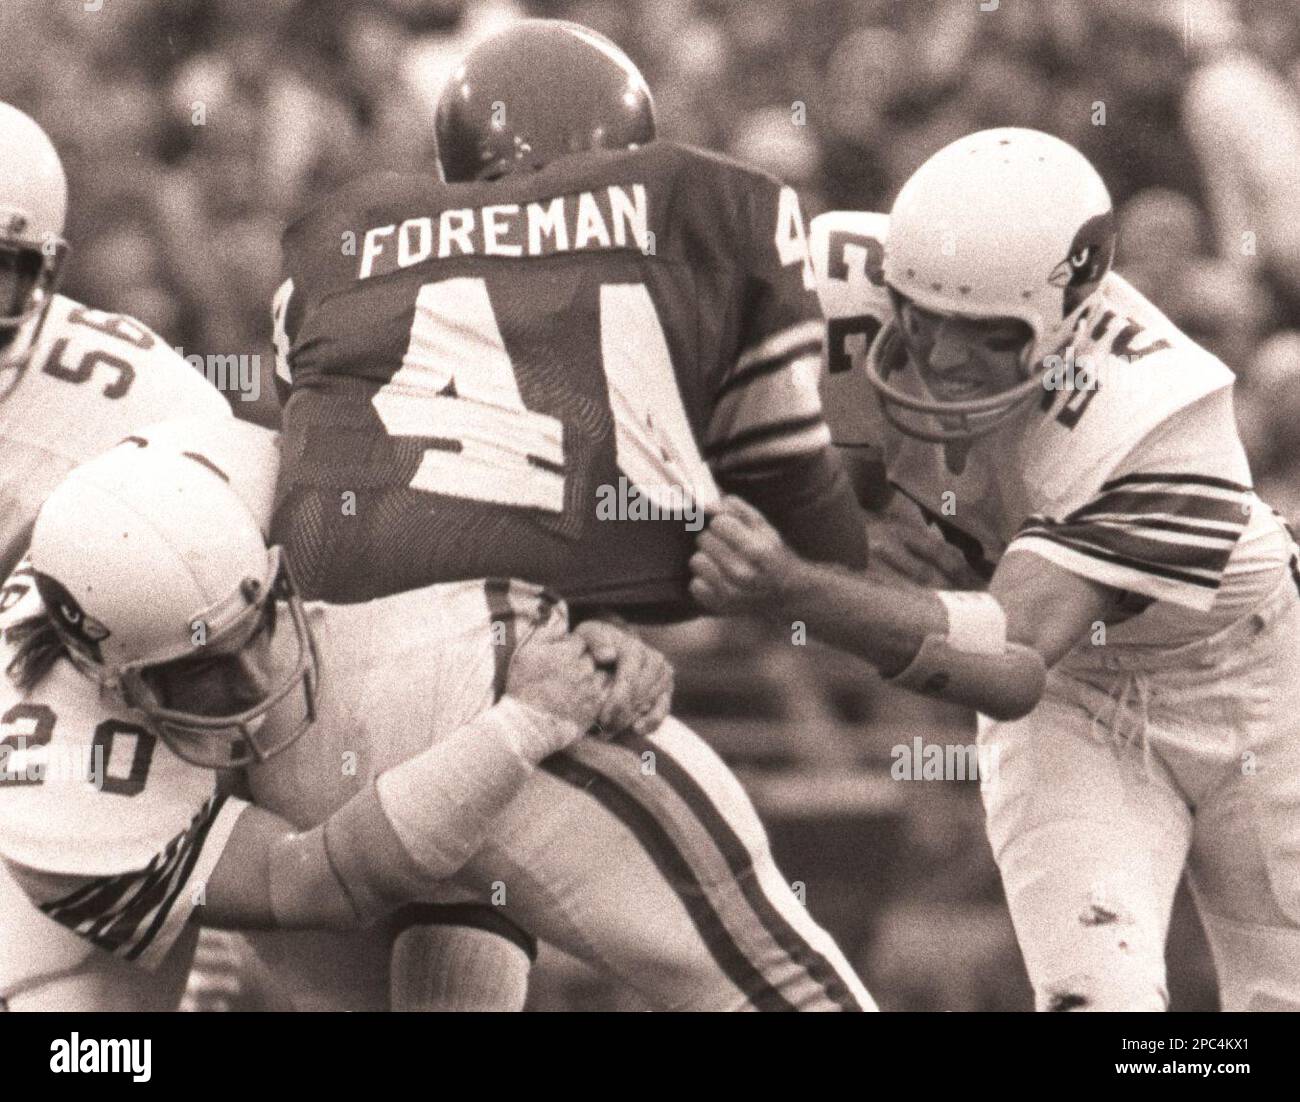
[1022,274,1234,514]
[809,211,891,328]
[809,211,892,447]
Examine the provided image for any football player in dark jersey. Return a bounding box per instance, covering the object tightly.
[271,22,866,614]
[267,20,874,1011]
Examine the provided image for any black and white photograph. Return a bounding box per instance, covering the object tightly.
[0,0,1295,1078]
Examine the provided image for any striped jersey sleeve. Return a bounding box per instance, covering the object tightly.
[705,318,830,471]
[1012,471,1253,610]
[700,169,832,472]
[3,793,246,970]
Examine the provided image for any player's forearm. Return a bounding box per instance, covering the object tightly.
[360,695,574,880]
[776,561,946,675]
[775,564,1046,720]
[205,697,579,932]
[323,695,577,922]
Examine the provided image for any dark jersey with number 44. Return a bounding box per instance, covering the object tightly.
[272,141,866,616]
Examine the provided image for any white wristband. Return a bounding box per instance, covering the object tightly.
[496,695,586,760]
[935,591,1006,655]
[372,697,576,880]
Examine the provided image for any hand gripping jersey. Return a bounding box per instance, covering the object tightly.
[243,578,872,1012]
[812,212,1294,647]
[271,142,832,614]
[0,295,231,578]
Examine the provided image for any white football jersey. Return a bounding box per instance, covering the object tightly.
[0,562,247,970]
[811,212,1294,646]
[0,295,232,577]
[0,561,553,973]
[0,295,233,998]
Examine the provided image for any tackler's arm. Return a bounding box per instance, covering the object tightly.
[203,697,584,932]
[781,545,1120,719]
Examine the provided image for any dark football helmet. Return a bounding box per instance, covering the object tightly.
[434,19,656,184]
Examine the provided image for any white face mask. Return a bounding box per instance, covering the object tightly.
[121,573,321,770]
[0,239,63,375]
[867,300,1046,445]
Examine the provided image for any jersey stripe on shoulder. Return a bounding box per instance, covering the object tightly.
[720,319,824,399]
[1099,471,1253,494]
[1072,487,1250,528]
[31,794,231,964]
[125,796,231,961]
[1011,469,1255,609]
[1015,523,1228,588]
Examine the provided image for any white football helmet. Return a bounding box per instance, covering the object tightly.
[28,420,318,768]
[0,103,69,373]
[118,413,277,537]
[871,127,1116,441]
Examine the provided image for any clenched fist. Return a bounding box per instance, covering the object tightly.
[689,495,809,617]
[573,619,673,737]
[505,618,611,748]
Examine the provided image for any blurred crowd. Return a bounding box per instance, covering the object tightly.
[2,0,1297,489]
[5,0,1298,1011]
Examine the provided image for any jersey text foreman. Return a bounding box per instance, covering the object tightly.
[357,184,650,279]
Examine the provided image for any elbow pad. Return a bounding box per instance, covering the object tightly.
[887,592,1047,720]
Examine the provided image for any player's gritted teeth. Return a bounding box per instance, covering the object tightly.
[895,299,1032,402]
